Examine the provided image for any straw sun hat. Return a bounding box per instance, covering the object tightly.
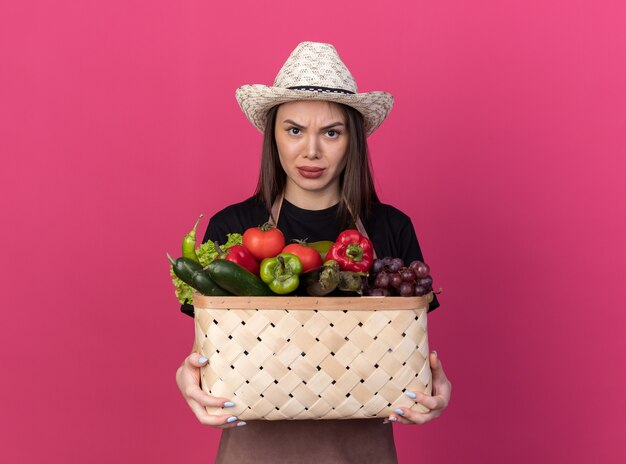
[235,41,394,137]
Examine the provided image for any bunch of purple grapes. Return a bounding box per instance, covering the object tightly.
[364,257,434,297]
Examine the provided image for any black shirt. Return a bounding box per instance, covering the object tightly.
[181,196,439,315]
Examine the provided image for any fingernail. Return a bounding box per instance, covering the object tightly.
[199,357,208,364]
[405,392,417,399]
[226,416,238,423]
[388,416,398,422]
[224,401,235,408]
[432,350,438,358]
[394,408,405,415]
[382,419,390,424]
[237,421,247,427]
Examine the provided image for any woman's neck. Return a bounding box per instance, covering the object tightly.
[283,183,341,210]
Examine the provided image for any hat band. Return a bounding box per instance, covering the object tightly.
[287,85,355,95]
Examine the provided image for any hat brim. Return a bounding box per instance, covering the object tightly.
[235,84,394,137]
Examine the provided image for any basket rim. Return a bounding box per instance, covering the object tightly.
[192,294,429,311]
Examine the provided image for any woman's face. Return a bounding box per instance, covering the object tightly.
[274,100,349,202]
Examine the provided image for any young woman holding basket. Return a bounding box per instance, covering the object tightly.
[176,41,451,463]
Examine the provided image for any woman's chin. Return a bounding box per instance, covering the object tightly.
[287,180,338,198]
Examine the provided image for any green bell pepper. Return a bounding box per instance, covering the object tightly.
[259,253,303,295]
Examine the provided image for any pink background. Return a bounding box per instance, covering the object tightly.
[2,0,625,462]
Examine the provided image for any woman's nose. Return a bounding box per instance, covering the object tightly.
[305,135,321,159]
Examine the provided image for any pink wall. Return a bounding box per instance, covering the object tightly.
[2,0,625,462]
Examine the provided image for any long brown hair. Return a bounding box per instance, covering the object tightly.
[253,102,379,228]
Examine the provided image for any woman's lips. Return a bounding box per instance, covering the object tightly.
[297,167,325,179]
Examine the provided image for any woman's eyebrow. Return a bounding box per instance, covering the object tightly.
[282,119,345,130]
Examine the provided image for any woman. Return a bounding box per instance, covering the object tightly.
[177,42,451,463]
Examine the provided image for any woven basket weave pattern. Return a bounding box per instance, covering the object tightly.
[194,296,431,420]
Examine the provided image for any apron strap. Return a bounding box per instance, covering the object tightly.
[343,193,378,260]
[355,216,377,259]
[268,192,284,228]
[268,193,377,259]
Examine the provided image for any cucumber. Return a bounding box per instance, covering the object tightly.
[191,269,232,296]
[207,259,273,296]
[168,253,203,286]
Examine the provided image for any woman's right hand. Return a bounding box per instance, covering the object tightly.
[176,352,246,428]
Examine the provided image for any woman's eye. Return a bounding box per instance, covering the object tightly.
[288,127,301,135]
[327,130,341,138]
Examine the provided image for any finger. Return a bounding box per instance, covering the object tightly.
[176,358,235,408]
[406,390,446,411]
[187,399,241,428]
[429,351,449,382]
[385,412,413,425]
[185,384,235,409]
[429,351,452,395]
[176,354,202,388]
[432,372,452,402]
[429,350,441,371]
[433,378,451,403]
[221,421,248,429]
[387,414,411,425]
[186,352,209,368]
[389,407,439,425]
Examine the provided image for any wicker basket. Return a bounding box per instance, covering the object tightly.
[193,294,432,420]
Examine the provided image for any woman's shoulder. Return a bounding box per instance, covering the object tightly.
[210,195,266,221]
[204,196,268,243]
[367,201,413,226]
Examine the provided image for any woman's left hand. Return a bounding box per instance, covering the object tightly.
[385,350,451,425]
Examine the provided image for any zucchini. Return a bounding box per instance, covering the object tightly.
[207,259,273,296]
[300,260,340,296]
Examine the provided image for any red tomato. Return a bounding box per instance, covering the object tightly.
[242,225,286,261]
[282,243,323,273]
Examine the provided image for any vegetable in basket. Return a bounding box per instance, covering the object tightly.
[326,229,374,273]
[169,233,242,304]
[167,253,203,286]
[242,223,285,261]
[167,253,232,296]
[337,271,367,294]
[191,269,232,296]
[259,253,302,295]
[182,214,203,263]
[306,240,334,261]
[207,259,273,296]
[214,241,260,275]
[282,241,323,273]
[299,260,340,296]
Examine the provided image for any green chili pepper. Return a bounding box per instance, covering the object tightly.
[259,253,302,295]
[182,214,203,263]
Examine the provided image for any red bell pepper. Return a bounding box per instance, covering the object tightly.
[325,229,374,273]
[214,242,260,276]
